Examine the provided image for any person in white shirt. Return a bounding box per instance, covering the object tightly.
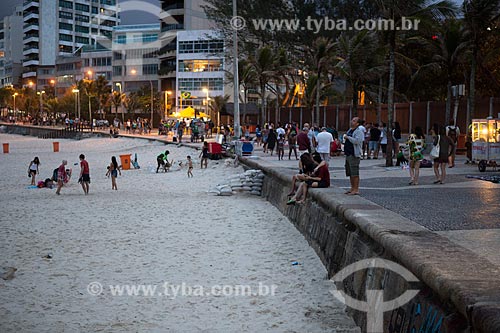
[276,123,286,138]
[316,127,334,164]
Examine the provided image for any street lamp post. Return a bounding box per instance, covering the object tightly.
[149,80,154,132]
[115,82,124,126]
[72,89,80,121]
[87,70,93,131]
[12,93,18,120]
[37,90,45,118]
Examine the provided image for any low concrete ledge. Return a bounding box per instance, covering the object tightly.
[241,157,500,332]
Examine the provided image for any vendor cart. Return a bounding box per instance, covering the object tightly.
[471,118,500,172]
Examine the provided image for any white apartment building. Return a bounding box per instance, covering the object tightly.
[175,30,224,114]
[0,6,23,88]
[22,0,119,87]
[158,0,213,104]
[111,24,160,92]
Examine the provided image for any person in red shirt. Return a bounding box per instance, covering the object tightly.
[287,153,330,205]
[79,154,90,195]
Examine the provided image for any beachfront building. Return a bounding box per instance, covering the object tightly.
[158,0,213,110]
[175,30,225,116]
[22,0,119,89]
[0,6,23,88]
[111,24,160,93]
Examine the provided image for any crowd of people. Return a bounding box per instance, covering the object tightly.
[244,117,461,205]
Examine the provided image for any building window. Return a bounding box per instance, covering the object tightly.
[75,36,89,44]
[113,52,122,60]
[75,25,89,33]
[178,59,223,72]
[92,6,98,14]
[59,45,73,53]
[59,22,72,31]
[142,64,158,75]
[75,14,90,23]
[178,40,224,54]
[113,66,122,76]
[59,11,73,20]
[178,78,223,91]
[59,34,72,42]
[75,3,90,12]
[142,34,158,43]
[116,35,126,44]
[59,0,73,9]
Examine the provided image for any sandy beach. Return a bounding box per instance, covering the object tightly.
[0,134,359,332]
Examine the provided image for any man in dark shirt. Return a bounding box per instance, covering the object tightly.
[296,127,311,155]
[368,123,381,159]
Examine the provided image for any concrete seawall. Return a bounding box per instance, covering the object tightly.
[0,123,94,139]
[241,157,500,333]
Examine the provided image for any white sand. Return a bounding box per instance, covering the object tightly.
[0,134,359,332]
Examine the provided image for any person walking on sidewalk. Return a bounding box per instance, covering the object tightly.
[433,126,454,184]
[316,127,334,165]
[446,120,460,168]
[79,154,90,195]
[343,117,364,195]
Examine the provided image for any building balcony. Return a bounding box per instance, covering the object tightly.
[23,12,39,21]
[161,24,184,33]
[23,59,39,67]
[23,24,39,34]
[23,0,39,10]
[22,71,37,78]
[23,47,39,56]
[23,35,39,43]
[160,7,184,18]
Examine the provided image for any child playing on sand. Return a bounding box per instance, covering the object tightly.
[277,134,285,160]
[187,156,193,177]
[199,142,209,169]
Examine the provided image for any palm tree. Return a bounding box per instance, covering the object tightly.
[44,98,59,116]
[94,76,110,119]
[410,19,468,123]
[462,0,500,126]
[209,95,229,133]
[334,31,386,116]
[111,91,124,115]
[124,92,140,118]
[306,37,336,125]
[249,46,278,125]
[375,0,456,166]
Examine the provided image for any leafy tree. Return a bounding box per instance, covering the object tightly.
[462,0,500,125]
[209,95,229,131]
[374,0,456,166]
[334,31,386,116]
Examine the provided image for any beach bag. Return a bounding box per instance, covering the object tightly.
[430,136,440,158]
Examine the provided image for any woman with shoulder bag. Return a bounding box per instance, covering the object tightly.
[432,126,454,184]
